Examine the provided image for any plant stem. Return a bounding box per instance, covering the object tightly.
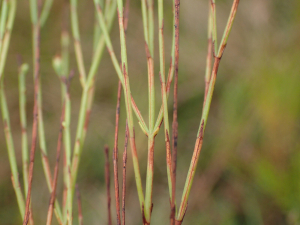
[104,146,112,225]
[122,123,129,225]
[18,63,30,195]
[176,0,240,222]
[171,0,180,223]
[76,184,83,225]
[39,0,53,27]
[23,0,41,223]
[1,82,26,219]
[113,81,122,225]
[46,101,66,225]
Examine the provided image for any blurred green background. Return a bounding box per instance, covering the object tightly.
[1,0,300,224]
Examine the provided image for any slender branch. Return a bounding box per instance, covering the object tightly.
[122,123,129,225]
[0,0,25,221]
[46,101,66,225]
[171,0,180,223]
[210,0,217,55]
[0,0,8,54]
[23,1,41,223]
[144,42,155,223]
[1,83,26,219]
[39,0,53,27]
[18,61,30,195]
[71,0,117,202]
[0,0,16,81]
[104,146,112,225]
[93,4,146,214]
[176,0,240,222]
[70,0,86,87]
[113,81,122,225]
[203,2,212,106]
[76,184,83,225]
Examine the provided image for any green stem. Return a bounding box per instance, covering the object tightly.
[176,0,240,221]
[70,0,86,87]
[70,0,117,206]
[40,0,53,27]
[0,0,25,220]
[18,63,29,195]
[1,82,26,219]
[116,0,145,212]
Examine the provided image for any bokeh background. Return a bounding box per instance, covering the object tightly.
[1,0,300,224]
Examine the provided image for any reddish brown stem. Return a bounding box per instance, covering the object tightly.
[113,81,122,225]
[203,36,212,107]
[46,102,66,225]
[122,123,129,225]
[23,11,41,225]
[76,184,83,225]
[104,145,112,225]
[171,0,180,224]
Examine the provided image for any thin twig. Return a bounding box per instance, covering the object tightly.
[76,184,83,225]
[46,101,66,225]
[176,0,240,222]
[171,0,180,223]
[122,123,129,225]
[104,145,112,225]
[23,0,41,223]
[113,81,122,225]
[203,2,212,106]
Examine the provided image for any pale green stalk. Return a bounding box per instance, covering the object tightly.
[40,0,53,27]
[0,0,8,53]
[153,0,176,134]
[94,1,149,135]
[0,0,15,81]
[141,0,149,45]
[177,0,240,221]
[18,63,29,195]
[94,1,145,210]
[157,0,174,201]
[210,0,218,54]
[70,0,117,202]
[30,0,64,222]
[70,0,86,87]
[0,0,25,219]
[147,0,154,56]
[116,0,145,212]
[1,82,26,219]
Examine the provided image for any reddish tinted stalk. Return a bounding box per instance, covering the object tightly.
[104,146,112,225]
[171,0,180,223]
[23,6,41,224]
[76,184,83,225]
[46,102,66,225]
[113,81,122,225]
[122,123,129,225]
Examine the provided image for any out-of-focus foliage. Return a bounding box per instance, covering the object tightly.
[0,0,300,224]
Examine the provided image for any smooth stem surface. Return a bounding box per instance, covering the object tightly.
[94,1,149,136]
[0,0,8,53]
[177,0,240,221]
[117,0,145,213]
[39,0,53,27]
[18,63,30,195]
[147,0,154,56]
[1,82,26,219]
[23,0,40,222]
[171,0,180,222]
[210,0,218,54]
[0,0,15,81]
[71,0,117,205]
[70,0,86,87]
[0,0,25,219]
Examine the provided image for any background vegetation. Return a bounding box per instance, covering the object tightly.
[0,0,300,224]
